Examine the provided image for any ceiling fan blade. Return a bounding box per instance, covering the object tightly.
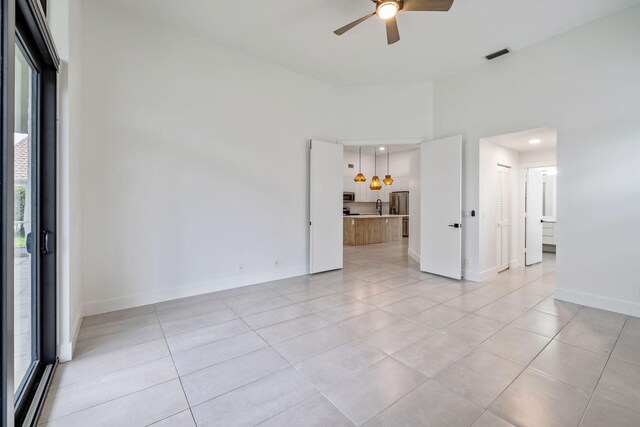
[386,17,400,45]
[334,12,376,35]
[401,0,454,12]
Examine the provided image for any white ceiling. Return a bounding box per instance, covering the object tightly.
[486,127,557,152]
[109,0,639,86]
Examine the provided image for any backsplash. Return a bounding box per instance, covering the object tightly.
[344,202,390,215]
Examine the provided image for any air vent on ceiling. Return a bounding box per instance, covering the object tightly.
[485,48,511,61]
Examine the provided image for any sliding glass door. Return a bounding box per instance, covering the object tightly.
[2,1,58,425]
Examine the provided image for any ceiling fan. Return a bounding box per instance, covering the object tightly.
[334,0,454,45]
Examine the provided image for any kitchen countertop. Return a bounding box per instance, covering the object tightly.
[344,215,408,218]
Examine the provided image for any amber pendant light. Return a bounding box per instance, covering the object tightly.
[383,147,394,186]
[370,147,382,191]
[354,146,366,182]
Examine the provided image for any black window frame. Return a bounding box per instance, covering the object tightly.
[2,0,58,425]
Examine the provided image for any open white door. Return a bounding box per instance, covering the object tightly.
[420,136,462,279]
[310,140,343,274]
[525,168,544,265]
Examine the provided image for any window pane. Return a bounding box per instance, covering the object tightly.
[14,43,35,393]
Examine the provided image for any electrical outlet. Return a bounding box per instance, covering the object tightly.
[239,264,244,272]
[274,258,279,268]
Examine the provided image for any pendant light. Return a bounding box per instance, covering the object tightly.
[370,147,382,191]
[383,146,394,186]
[353,146,366,182]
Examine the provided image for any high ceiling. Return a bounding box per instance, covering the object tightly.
[486,127,557,152]
[343,144,419,154]
[110,0,640,86]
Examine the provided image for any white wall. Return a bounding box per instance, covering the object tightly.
[49,0,84,360]
[337,83,433,140]
[77,1,336,316]
[433,6,640,315]
[520,148,556,164]
[408,151,421,261]
[478,140,519,279]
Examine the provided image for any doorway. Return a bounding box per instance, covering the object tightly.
[481,127,557,279]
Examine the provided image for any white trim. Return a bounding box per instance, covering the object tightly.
[408,248,420,263]
[462,269,480,282]
[478,266,500,282]
[58,309,82,362]
[555,288,640,317]
[509,258,519,269]
[82,267,308,317]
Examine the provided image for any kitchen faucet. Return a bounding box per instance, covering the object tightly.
[376,199,383,216]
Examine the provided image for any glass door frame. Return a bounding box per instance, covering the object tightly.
[2,0,58,425]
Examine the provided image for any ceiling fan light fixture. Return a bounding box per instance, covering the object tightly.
[377,1,399,20]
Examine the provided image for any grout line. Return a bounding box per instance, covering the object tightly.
[576,317,628,426]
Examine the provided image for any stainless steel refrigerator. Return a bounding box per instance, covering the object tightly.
[389,191,409,237]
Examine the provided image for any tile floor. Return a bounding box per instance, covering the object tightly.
[40,240,640,426]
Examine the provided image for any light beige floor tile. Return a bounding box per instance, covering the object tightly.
[42,380,188,427]
[323,357,427,425]
[80,305,156,328]
[365,379,483,427]
[362,289,413,307]
[530,340,608,396]
[78,312,159,341]
[53,339,169,388]
[150,410,196,426]
[258,394,355,427]
[41,357,177,422]
[154,299,228,323]
[474,301,530,324]
[298,293,355,312]
[73,323,165,357]
[381,296,439,317]
[498,289,546,309]
[296,340,387,392]
[409,305,468,330]
[172,331,267,375]
[442,314,505,345]
[595,357,640,412]
[480,325,550,365]
[435,350,524,408]
[191,367,317,427]
[181,347,288,406]
[343,284,392,299]
[555,319,621,354]
[533,297,581,318]
[490,369,589,427]
[612,327,640,367]
[392,332,475,377]
[580,396,640,427]
[256,314,330,344]
[160,307,238,336]
[315,300,377,323]
[336,309,400,336]
[285,286,337,303]
[165,318,251,353]
[511,309,570,338]
[229,295,295,317]
[242,304,310,329]
[272,325,358,364]
[443,294,494,313]
[471,411,515,427]
[357,319,435,355]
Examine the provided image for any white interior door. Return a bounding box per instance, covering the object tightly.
[310,140,343,274]
[420,136,462,279]
[526,168,544,265]
[497,165,511,272]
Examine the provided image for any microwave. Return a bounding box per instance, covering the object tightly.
[343,192,356,202]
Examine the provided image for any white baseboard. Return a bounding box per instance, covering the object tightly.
[462,269,480,282]
[58,310,83,362]
[408,248,420,263]
[82,266,308,317]
[555,288,640,317]
[509,258,519,269]
[478,266,500,282]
